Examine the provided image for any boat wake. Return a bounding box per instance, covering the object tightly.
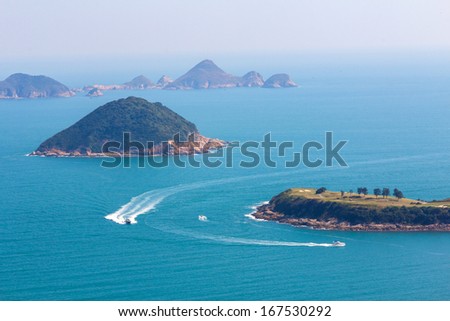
[106,151,450,225]
[105,184,199,224]
[105,173,344,247]
[208,237,337,247]
[152,228,338,247]
[105,173,282,225]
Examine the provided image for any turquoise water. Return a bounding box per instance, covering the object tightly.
[0,71,449,300]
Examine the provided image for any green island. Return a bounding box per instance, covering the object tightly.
[31,97,225,157]
[253,188,450,231]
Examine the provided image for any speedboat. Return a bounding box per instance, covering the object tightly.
[332,240,346,247]
[124,218,132,225]
[198,215,208,221]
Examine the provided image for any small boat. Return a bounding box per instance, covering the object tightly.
[332,240,346,247]
[198,215,208,221]
[124,218,132,225]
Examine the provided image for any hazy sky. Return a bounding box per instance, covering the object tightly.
[2,0,450,59]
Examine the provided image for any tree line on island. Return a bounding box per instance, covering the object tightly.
[266,187,450,228]
[315,186,405,199]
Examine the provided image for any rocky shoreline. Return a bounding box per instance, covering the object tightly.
[253,203,450,232]
[30,135,226,157]
[31,97,227,158]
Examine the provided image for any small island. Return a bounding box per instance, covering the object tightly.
[0,73,74,99]
[262,73,298,88]
[31,97,225,157]
[253,187,450,231]
[86,88,103,97]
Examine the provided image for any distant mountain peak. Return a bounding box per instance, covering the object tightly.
[195,59,217,66]
[166,59,238,89]
[190,59,226,73]
[132,75,149,81]
[124,75,154,89]
[6,73,31,80]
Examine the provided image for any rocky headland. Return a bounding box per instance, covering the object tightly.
[253,188,450,231]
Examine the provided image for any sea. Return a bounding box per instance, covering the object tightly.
[0,64,449,300]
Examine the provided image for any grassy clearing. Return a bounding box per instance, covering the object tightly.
[285,188,450,209]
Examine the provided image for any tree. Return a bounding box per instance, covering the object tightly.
[393,188,404,200]
[382,188,390,198]
[349,189,353,195]
[357,187,363,195]
[374,188,381,198]
[316,187,327,194]
[361,187,368,196]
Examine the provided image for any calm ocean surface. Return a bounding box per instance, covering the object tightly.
[0,69,449,300]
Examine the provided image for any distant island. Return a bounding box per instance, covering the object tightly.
[83,59,298,92]
[253,188,450,231]
[0,73,74,99]
[86,88,103,97]
[123,75,155,89]
[263,73,298,88]
[2,60,298,98]
[31,97,225,157]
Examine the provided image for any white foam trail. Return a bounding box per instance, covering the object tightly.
[150,226,336,247]
[105,150,450,224]
[105,173,285,225]
[105,187,180,224]
[104,150,450,248]
[196,234,336,247]
[107,175,344,247]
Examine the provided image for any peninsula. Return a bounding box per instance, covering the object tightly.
[31,97,225,157]
[253,188,450,231]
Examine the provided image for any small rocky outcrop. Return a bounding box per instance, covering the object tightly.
[263,73,298,88]
[123,75,155,89]
[156,75,173,88]
[86,88,103,97]
[240,71,265,87]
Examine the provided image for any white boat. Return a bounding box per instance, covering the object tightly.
[332,240,346,247]
[198,215,208,221]
[124,218,132,225]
